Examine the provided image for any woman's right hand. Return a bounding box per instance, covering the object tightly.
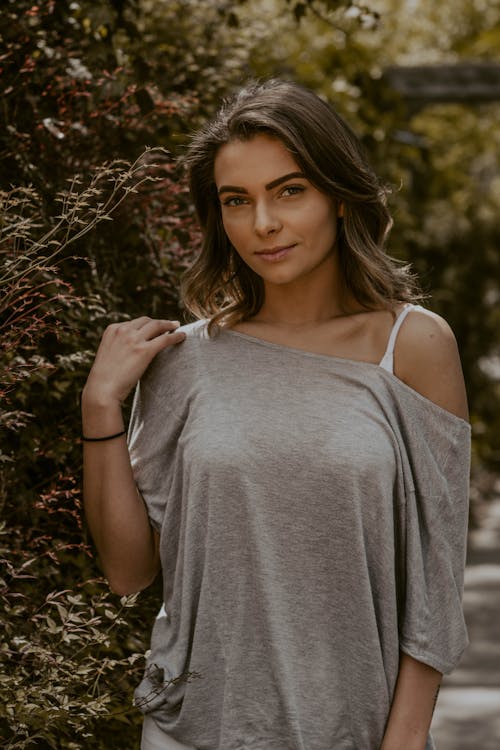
[83,317,186,406]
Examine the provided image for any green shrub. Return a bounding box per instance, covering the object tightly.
[0,155,196,747]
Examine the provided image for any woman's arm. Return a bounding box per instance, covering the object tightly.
[82,317,185,595]
[393,308,469,422]
[380,653,441,750]
[380,308,469,748]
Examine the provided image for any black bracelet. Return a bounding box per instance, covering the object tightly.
[82,430,126,442]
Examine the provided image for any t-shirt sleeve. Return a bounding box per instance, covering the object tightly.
[127,353,184,532]
[398,408,471,675]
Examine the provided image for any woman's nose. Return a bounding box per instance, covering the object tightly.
[253,201,282,236]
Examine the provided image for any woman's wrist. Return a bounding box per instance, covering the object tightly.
[81,385,124,436]
[81,380,123,409]
[380,735,427,750]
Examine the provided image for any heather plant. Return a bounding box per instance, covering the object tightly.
[0,153,198,748]
[1,553,143,749]
[0,4,232,745]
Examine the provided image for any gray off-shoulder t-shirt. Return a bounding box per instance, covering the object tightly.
[128,319,470,750]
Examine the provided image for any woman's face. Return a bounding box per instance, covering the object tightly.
[214,134,341,287]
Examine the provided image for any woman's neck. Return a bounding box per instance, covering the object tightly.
[254,269,361,329]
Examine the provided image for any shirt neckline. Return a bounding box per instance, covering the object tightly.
[223,327,384,368]
[220,327,471,430]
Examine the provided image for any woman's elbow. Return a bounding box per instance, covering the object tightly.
[106,571,157,597]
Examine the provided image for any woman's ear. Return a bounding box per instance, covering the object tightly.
[337,201,344,218]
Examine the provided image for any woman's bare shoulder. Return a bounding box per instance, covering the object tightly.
[394,308,469,421]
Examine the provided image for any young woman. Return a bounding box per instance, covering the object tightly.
[82,79,471,750]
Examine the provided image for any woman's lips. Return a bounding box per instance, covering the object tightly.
[255,244,295,262]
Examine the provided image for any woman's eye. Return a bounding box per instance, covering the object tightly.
[281,185,305,197]
[222,196,247,207]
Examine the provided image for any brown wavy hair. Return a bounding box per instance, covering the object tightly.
[181,79,421,334]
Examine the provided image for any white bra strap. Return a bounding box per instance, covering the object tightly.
[378,303,424,372]
[386,305,415,356]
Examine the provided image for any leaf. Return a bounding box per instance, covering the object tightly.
[46,616,60,634]
[54,603,68,621]
[66,594,83,606]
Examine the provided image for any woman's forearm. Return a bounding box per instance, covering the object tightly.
[380,652,442,750]
[82,389,159,596]
[81,318,184,595]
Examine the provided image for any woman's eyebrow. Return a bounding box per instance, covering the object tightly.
[217,171,306,196]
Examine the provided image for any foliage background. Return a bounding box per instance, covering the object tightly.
[1,0,499,747]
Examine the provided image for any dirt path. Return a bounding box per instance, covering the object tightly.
[430,492,500,749]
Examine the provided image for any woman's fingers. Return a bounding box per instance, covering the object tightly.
[152,326,187,353]
[103,318,182,347]
[128,315,156,330]
[132,316,180,331]
[85,317,187,404]
[139,318,181,341]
